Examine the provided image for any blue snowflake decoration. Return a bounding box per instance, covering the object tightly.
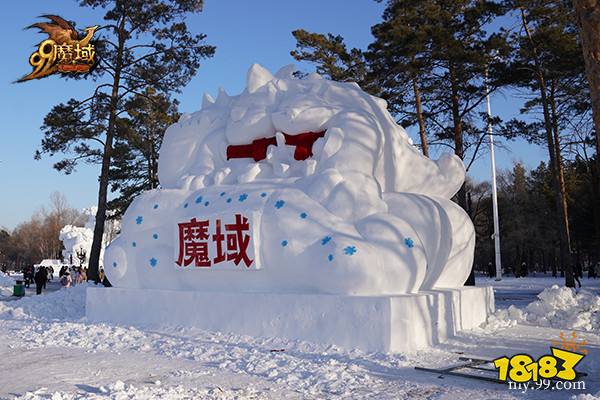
[281,240,288,247]
[321,236,332,245]
[149,258,158,268]
[299,212,308,219]
[152,233,158,240]
[275,200,285,209]
[132,242,137,248]
[328,254,334,262]
[220,192,226,197]
[195,196,203,204]
[204,201,210,207]
[260,192,267,198]
[153,204,159,210]
[226,197,232,203]
[183,203,189,209]
[135,216,143,225]
[343,246,357,256]
[112,261,118,268]
[239,193,248,202]
[404,238,414,248]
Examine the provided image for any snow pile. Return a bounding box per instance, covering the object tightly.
[0,283,89,321]
[16,380,269,400]
[0,271,16,297]
[571,392,600,400]
[480,305,525,331]
[483,285,600,332]
[524,285,600,331]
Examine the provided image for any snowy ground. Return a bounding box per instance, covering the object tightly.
[0,275,598,399]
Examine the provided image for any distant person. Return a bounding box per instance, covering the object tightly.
[99,268,105,283]
[34,266,46,295]
[574,263,582,288]
[47,266,54,282]
[79,268,87,284]
[587,264,595,279]
[71,268,80,286]
[59,266,67,278]
[25,265,34,288]
[520,261,527,277]
[487,262,494,277]
[60,272,72,288]
[595,262,600,279]
[41,267,48,289]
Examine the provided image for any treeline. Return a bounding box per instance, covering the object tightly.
[290,0,599,286]
[0,193,83,268]
[471,159,597,276]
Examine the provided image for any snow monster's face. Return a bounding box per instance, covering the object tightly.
[104,64,475,295]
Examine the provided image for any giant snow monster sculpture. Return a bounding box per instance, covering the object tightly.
[104,64,474,295]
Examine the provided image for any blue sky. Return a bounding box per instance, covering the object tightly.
[0,0,548,230]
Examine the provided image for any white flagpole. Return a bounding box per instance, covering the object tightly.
[485,68,502,281]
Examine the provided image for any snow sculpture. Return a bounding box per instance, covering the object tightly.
[104,64,475,295]
[60,207,98,266]
[61,207,120,267]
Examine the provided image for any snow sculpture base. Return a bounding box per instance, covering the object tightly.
[86,286,494,353]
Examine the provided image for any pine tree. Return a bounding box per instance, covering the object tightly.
[108,88,180,217]
[35,0,215,281]
[368,1,434,157]
[290,30,369,84]
[501,0,587,286]
[572,0,600,263]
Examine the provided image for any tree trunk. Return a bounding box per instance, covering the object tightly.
[148,141,155,190]
[573,0,600,263]
[449,63,467,210]
[412,76,429,157]
[449,62,474,285]
[549,79,575,287]
[520,8,574,287]
[88,16,126,283]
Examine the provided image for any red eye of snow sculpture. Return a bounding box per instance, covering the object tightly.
[226,131,326,162]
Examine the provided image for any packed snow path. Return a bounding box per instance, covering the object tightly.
[0,277,598,399]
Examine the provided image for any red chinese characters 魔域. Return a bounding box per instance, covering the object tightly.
[176,214,254,268]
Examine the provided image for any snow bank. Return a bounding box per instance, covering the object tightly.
[0,271,16,297]
[525,285,600,331]
[16,380,268,400]
[482,285,600,332]
[480,305,525,331]
[571,392,600,400]
[0,283,89,321]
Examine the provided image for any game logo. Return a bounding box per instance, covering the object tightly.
[18,15,98,82]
